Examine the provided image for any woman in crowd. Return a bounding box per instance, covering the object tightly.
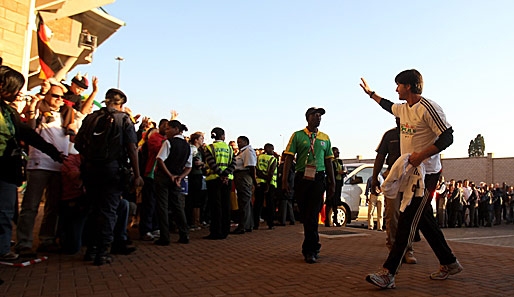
[505,186,514,224]
[187,132,207,230]
[0,66,63,261]
[447,180,462,228]
[435,176,448,228]
[479,184,493,227]
[467,183,480,227]
[203,128,236,240]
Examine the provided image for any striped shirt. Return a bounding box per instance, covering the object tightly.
[391,97,451,174]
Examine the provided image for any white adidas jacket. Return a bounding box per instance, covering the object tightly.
[382,154,425,212]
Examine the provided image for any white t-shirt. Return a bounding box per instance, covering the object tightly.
[235,144,257,170]
[391,97,451,174]
[462,186,471,201]
[156,134,193,167]
[27,111,69,172]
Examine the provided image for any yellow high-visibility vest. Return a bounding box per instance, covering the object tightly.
[205,142,234,181]
[256,154,277,187]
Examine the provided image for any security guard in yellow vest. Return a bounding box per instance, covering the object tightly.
[253,143,278,230]
[203,127,236,240]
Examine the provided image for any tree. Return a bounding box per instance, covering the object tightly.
[468,134,485,157]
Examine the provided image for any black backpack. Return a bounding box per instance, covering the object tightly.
[75,108,126,162]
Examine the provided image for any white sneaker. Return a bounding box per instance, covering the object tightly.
[430,259,463,280]
[366,268,396,289]
[141,232,154,241]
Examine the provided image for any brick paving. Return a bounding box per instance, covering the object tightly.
[1,221,514,296]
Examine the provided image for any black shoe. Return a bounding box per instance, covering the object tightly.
[245,229,253,233]
[230,229,245,234]
[290,222,296,225]
[84,246,97,261]
[111,244,136,255]
[154,239,170,246]
[253,226,259,230]
[276,223,286,226]
[203,234,223,240]
[268,226,275,230]
[304,254,317,264]
[93,253,113,266]
[177,236,190,244]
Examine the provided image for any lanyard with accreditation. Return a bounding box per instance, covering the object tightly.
[304,132,317,180]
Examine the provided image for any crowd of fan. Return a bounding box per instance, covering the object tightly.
[0,66,297,265]
[434,178,513,228]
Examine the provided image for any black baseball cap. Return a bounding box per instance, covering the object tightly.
[305,107,325,119]
[105,88,127,104]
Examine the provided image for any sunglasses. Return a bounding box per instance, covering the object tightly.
[50,94,64,99]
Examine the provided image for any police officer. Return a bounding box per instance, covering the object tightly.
[75,89,143,265]
[203,127,236,240]
[253,143,278,230]
[282,107,335,264]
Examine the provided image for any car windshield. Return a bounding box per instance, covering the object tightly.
[346,166,357,174]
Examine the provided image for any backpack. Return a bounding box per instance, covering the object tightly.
[75,108,126,162]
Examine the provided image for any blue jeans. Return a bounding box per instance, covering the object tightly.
[16,170,61,250]
[0,179,17,255]
[114,199,130,242]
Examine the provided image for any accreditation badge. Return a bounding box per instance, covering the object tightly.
[304,163,317,180]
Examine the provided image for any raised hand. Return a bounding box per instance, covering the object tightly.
[359,77,372,96]
[170,110,179,120]
[92,76,99,92]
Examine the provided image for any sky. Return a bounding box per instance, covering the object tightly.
[71,0,514,159]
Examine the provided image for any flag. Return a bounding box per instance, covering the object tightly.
[37,14,63,79]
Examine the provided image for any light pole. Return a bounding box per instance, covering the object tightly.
[115,56,124,88]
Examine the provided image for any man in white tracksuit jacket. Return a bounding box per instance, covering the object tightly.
[360,69,462,289]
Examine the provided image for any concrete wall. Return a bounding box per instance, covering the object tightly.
[0,0,31,71]
[343,153,514,186]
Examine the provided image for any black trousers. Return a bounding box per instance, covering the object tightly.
[325,179,343,225]
[207,179,232,238]
[294,172,325,256]
[154,173,189,242]
[254,184,275,228]
[384,173,456,275]
[83,161,123,250]
[468,204,478,227]
[139,177,157,237]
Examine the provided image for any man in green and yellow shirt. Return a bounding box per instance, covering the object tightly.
[282,107,335,264]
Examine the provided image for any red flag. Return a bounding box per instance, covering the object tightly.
[37,14,63,79]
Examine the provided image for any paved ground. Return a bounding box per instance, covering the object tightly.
[2,218,514,297]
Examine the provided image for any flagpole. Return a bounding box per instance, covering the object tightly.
[115,56,124,88]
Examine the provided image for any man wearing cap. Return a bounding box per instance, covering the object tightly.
[62,73,99,114]
[75,88,143,265]
[282,107,335,264]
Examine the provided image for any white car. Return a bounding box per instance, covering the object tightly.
[330,162,436,226]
